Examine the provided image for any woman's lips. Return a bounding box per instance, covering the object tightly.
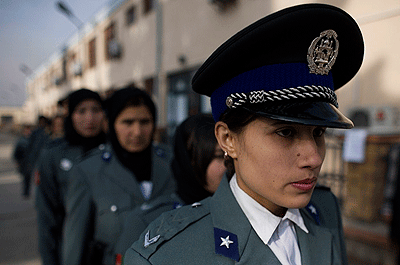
[291,177,317,191]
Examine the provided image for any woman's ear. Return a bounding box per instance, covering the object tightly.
[215,121,238,159]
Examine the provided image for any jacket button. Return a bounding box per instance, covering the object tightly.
[110,205,118,212]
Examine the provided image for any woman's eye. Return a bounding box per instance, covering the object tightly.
[276,128,294,137]
[314,127,326,137]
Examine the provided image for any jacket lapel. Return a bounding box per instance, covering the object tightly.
[208,177,281,264]
[103,148,144,201]
[298,208,333,264]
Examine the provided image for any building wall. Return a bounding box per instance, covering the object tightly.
[23,0,400,130]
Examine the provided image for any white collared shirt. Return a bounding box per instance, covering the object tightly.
[230,174,309,265]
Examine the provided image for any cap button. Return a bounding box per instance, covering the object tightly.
[226,96,233,108]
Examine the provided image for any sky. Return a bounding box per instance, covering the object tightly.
[0,0,112,107]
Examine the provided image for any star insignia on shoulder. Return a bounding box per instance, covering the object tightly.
[220,235,234,249]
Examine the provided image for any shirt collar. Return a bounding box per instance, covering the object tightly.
[229,174,309,245]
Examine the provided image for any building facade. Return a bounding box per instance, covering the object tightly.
[24,0,400,135]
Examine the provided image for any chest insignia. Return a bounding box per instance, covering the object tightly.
[144,230,160,248]
[214,227,239,262]
[60,158,73,171]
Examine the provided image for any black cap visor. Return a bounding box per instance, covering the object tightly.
[243,101,353,129]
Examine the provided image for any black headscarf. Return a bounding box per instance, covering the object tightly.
[171,114,217,204]
[64,88,106,153]
[106,85,156,182]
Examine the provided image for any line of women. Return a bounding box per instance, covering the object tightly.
[36,3,364,264]
[35,84,226,265]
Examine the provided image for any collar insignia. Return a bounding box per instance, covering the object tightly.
[214,227,239,261]
[306,202,321,225]
[307,29,339,75]
[60,158,73,171]
[220,235,234,249]
[143,230,160,248]
[102,151,112,162]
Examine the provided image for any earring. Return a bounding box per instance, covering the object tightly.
[224,151,228,160]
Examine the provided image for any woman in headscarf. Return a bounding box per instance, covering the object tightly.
[113,114,226,263]
[62,84,176,265]
[35,88,106,265]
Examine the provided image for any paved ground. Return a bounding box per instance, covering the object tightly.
[0,132,41,265]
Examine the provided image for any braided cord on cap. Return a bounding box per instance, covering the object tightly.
[227,85,338,109]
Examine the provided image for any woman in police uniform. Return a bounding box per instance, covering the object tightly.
[35,88,107,265]
[113,114,226,262]
[124,3,364,265]
[62,84,176,265]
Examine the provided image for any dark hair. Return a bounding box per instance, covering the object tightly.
[106,84,157,127]
[171,113,218,204]
[185,114,218,187]
[219,108,259,178]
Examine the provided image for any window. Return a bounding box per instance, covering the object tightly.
[167,69,200,143]
[126,5,136,25]
[144,77,154,96]
[104,23,115,60]
[67,53,76,78]
[143,0,153,15]
[88,38,96,68]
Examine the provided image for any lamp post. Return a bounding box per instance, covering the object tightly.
[56,1,83,30]
[55,1,84,92]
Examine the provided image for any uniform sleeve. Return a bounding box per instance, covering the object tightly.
[35,148,64,265]
[123,248,152,265]
[62,165,94,265]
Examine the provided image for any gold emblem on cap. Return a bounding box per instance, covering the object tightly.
[307,30,339,75]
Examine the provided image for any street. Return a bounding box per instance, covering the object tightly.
[0,132,40,265]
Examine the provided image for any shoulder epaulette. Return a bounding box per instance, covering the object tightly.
[75,143,109,163]
[132,199,211,259]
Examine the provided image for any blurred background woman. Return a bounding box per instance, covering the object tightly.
[35,88,106,265]
[62,85,176,265]
[113,113,226,263]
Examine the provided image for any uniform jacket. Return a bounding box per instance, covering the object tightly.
[113,193,184,259]
[62,143,176,265]
[124,176,348,265]
[35,138,86,265]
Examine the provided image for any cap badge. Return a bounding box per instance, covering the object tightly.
[307,29,339,75]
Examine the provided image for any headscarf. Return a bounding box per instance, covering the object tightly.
[64,88,106,153]
[106,84,156,181]
[171,114,217,204]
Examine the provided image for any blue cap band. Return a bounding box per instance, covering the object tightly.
[210,63,334,121]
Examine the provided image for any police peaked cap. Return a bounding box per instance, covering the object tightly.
[192,3,364,128]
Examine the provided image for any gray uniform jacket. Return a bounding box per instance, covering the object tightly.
[35,138,86,265]
[113,193,184,258]
[62,143,176,265]
[124,176,348,265]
